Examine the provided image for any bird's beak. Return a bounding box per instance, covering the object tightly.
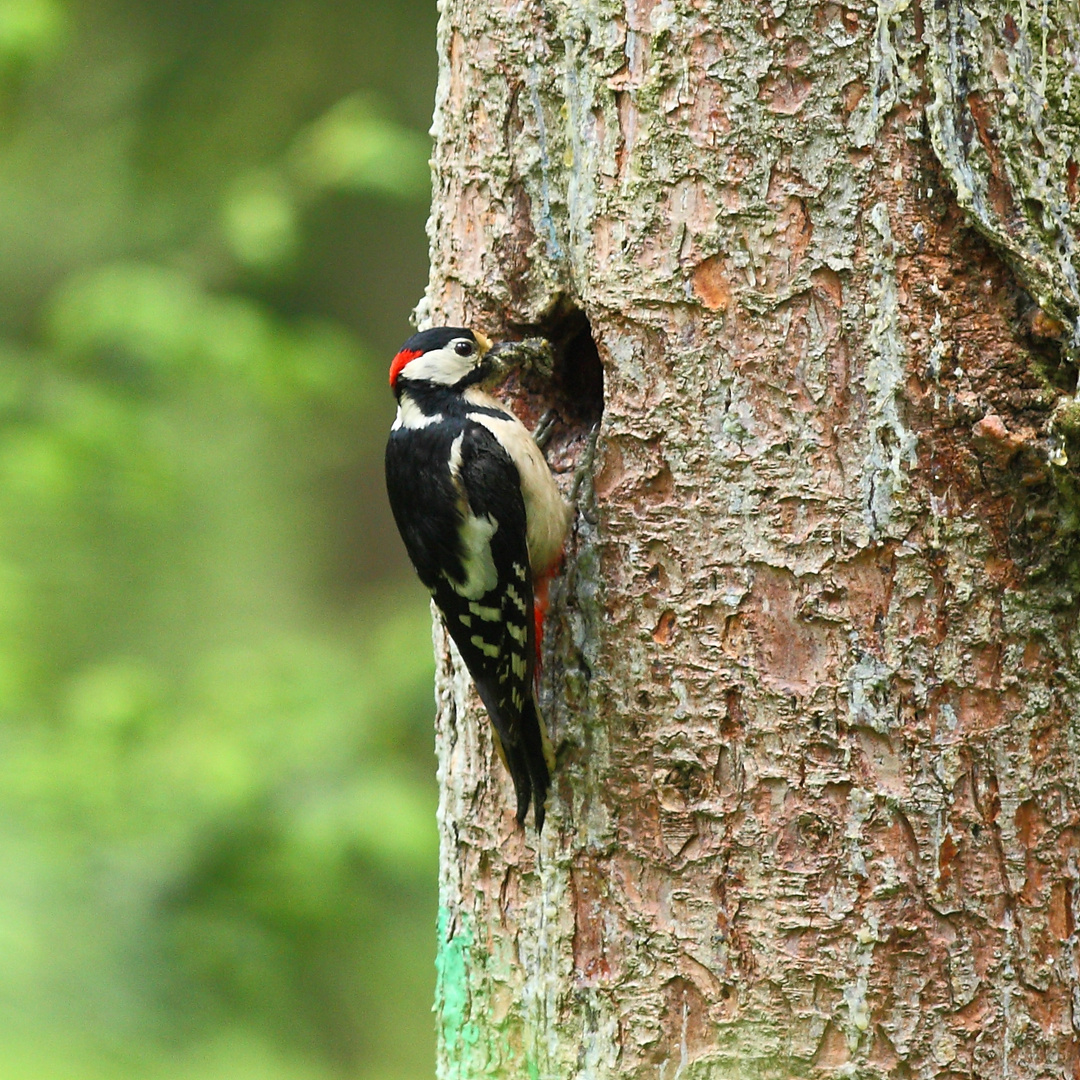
[471,332,510,389]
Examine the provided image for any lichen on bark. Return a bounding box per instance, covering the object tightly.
[421,0,1080,1076]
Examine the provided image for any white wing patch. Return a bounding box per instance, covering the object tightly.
[447,511,499,599]
[462,388,571,575]
[506,584,527,614]
[470,635,500,658]
[445,425,501,601]
[448,432,465,479]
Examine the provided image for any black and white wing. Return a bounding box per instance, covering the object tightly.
[385,419,551,829]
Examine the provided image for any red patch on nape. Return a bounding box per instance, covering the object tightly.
[389,348,423,389]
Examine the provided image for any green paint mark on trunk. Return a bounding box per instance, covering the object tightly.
[435,906,480,1080]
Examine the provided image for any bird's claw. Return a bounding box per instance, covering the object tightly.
[533,409,559,450]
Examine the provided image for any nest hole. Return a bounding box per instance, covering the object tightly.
[512,298,604,431]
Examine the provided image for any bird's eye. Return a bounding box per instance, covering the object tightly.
[454,340,475,357]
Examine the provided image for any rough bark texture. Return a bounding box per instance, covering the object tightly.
[421,0,1080,1076]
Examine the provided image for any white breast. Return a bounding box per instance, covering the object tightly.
[463,389,572,576]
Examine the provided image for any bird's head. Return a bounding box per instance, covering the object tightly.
[388,327,497,398]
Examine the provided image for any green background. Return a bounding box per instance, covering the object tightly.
[0,0,441,1076]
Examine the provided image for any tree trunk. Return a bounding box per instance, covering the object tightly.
[422,0,1080,1075]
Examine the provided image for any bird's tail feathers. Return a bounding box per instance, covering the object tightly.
[489,725,534,828]
[519,697,552,833]
[478,685,551,832]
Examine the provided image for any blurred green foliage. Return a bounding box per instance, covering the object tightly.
[0,0,440,1077]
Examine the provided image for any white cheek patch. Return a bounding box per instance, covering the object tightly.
[400,346,476,387]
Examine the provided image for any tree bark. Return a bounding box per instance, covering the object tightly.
[422,0,1080,1076]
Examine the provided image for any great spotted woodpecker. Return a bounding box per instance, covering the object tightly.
[384,327,571,831]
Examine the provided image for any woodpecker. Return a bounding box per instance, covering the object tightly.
[384,327,571,831]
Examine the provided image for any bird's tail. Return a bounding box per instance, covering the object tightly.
[486,697,552,832]
[489,725,533,828]
[519,697,552,832]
